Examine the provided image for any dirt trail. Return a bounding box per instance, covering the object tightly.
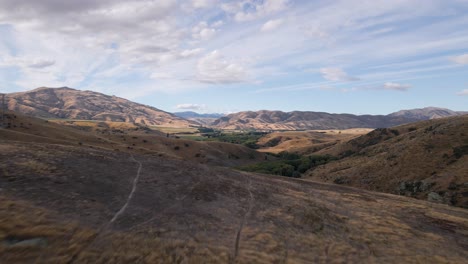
[68,155,142,263]
[110,155,142,223]
[232,175,254,263]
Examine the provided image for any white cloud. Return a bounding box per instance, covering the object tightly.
[1,0,467,106]
[196,51,247,84]
[150,72,173,80]
[451,54,468,64]
[343,82,413,92]
[261,19,283,32]
[320,67,359,82]
[176,103,206,110]
[382,82,412,91]
[27,59,56,68]
[211,20,224,28]
[192,22,217,40]
[190,0,216,9]
[179,48,203,58]
[456,89,468,96]
[227,0,290,22]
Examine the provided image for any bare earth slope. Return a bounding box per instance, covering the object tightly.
[305,115,468,208]
[6,87,196,127]
[212,108,463,130]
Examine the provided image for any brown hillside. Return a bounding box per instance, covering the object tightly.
[6,87,196,127]
[1,140,468,263]
[256,129,372,154]
[211,108,462,131]
[0,112,266,167]
[305,115,468,208]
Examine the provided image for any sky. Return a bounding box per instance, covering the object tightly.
[0,0,468,115]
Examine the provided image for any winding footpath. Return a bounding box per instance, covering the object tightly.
[68,155,142,264]
[232,175,254,263]
[110,155,142,224]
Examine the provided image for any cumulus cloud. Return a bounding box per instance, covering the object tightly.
[0,1,183,66]
[261,19,283,32]
[196,51,247,84]
[320,67,359,82]
[192,22,217,40]
[382,82,412,91]
[0,1,178,32]
[451,54,468,64]
[1,0,467,105]
[457,89,468,96]
[176,103,206,110]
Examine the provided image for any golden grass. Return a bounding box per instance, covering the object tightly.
[0,195,229,263]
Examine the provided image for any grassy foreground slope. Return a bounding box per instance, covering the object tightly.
[305,115,468,208]
[1,118,468,262]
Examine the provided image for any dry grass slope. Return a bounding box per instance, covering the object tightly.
[0,141,467,263]
[1,112,468,263]
[306,115,468,208]
[6,87,196,127]
[0,112,266,167]
[256,129,372,154]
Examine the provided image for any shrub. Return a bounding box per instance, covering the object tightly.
[340,150,355,158]
[453,145,468,159]
[198,127,215,133]
[238,154,336,178]
[389,129,400,136]
[243,140,259,149]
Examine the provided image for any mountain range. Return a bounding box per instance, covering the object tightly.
[212,108,466,130]
[173,111,224,119]
[173,111,225,126]
[3,87,466,130]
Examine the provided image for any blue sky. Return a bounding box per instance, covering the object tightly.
[0,0,467,114]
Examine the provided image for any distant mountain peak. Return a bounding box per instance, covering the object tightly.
[174,111,224,119]
[388,107,460,120]
[7,87,197,127]
[30,86,76,92]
